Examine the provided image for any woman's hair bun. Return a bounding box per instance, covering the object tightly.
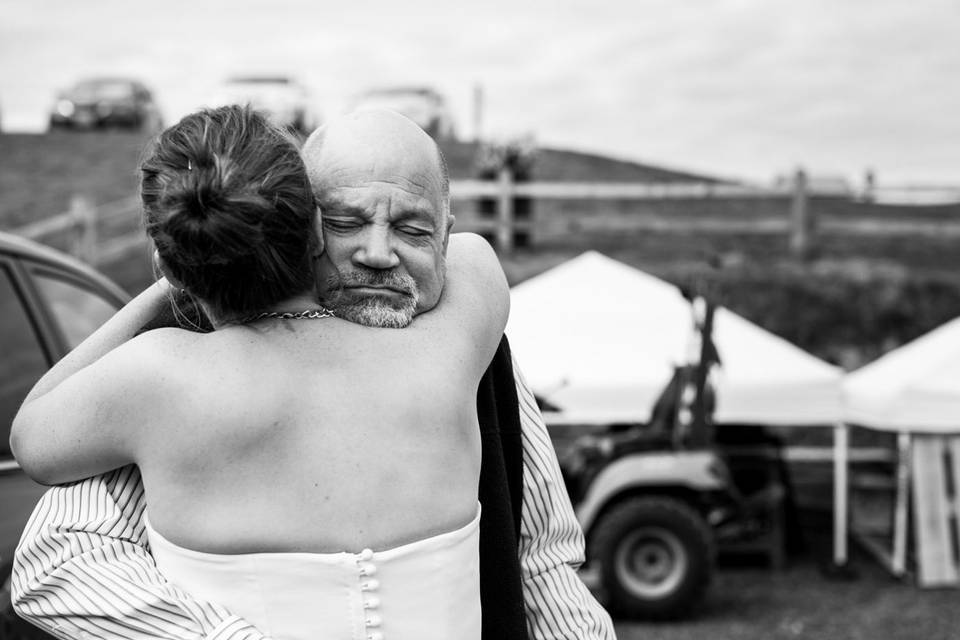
[140,105,319,320]
[157,155,267,267]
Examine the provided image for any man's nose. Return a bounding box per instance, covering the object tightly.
[354,226,400,270]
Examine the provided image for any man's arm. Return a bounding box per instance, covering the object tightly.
[512,356,617,640]
[12,466,268,640]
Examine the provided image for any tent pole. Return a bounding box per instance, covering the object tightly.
[833,422,850,567]
[891,431,911,577]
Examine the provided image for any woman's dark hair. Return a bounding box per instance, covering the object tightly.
[140,105,318,321]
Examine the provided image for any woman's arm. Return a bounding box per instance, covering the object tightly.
[11,335,169,484]
[10,280,176,484]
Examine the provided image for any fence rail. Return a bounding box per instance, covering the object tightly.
[450,179,785,200]
[9,195,144,265]
[6,169,960,262]
[452,168,960,253]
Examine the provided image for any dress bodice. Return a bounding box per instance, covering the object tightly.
[145,506,482,640]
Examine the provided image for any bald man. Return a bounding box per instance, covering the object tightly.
[302,110,455,328]
[12,111,615,640]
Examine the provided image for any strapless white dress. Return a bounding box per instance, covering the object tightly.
[145,505,482,640]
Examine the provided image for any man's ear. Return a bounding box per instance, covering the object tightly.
[313,208,325,256]
[153,250,185,290]
[442,213,456,252]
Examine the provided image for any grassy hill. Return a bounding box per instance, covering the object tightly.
[439,139,729,183]
[0,132,146,227]
[0,133,729,227]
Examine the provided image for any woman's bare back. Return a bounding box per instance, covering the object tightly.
[134,315,485,554]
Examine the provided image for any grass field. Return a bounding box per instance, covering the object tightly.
[607,519,958,640]
[615,558,958,640]
[0,132,147,226]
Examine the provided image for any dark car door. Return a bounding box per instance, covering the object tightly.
[1,249,126,640]
[0,255,53,537]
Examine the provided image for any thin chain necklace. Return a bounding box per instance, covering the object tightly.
[239,307,336,324]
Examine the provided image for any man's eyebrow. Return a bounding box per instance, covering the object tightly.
[390,208,437,226]
[320,203,369,218]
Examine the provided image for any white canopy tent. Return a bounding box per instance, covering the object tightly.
[506,251,844,427]
[506,251,849,566]
[844,316,960,433]
[842,317,960,584]
[505,251,690,424]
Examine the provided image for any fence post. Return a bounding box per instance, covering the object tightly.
[69,195,97,263]
[496,167,514,253]
[789,168,813,259]
[861,168,876,204]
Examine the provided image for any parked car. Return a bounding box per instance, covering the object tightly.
[348,86,456,140]
[210,76,319,134]
[0,231,129,640]
[48,78,162,132]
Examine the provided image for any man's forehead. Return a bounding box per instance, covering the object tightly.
[313,153,444,216]
[319,181,440,219]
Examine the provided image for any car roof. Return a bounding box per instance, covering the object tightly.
[227,76,295,85]
[72,77,142,88]
[0,231,130,303]
[360,86,441,98]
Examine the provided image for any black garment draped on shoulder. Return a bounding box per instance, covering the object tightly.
[139,293,529,640]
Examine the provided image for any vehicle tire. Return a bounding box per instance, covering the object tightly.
[590,496,715,619]
[0,568,56,640]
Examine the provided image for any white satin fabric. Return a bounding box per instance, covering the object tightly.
[145,505,482,640]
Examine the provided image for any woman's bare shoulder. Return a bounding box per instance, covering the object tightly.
[126,326,215,354]
[105,328,224,388]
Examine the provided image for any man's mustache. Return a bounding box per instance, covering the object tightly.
[325,269,418,297]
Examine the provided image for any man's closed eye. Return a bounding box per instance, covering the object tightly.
[323,219,362,232]
[398,225,432,237]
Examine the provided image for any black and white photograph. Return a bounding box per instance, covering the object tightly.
[1,2,958,639]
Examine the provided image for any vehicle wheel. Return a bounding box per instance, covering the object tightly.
[0,569,56,640]
[590,496,715,619]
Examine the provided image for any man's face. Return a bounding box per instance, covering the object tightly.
[307,120,451,328]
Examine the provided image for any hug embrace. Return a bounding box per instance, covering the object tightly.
[11,105,614,640]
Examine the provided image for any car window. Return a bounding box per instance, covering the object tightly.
[0,266,49,459]
[31,270,119,350]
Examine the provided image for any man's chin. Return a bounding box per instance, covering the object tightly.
[335,299,415,329]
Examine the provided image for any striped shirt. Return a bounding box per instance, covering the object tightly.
[12,356,615,640]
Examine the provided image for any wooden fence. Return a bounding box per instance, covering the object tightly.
[11,194,145,265]
[450,168,960,254]
[8,168,960,263]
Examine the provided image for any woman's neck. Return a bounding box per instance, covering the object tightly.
[206,292,323,329]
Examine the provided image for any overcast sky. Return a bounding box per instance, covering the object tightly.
[2,0,958,184]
